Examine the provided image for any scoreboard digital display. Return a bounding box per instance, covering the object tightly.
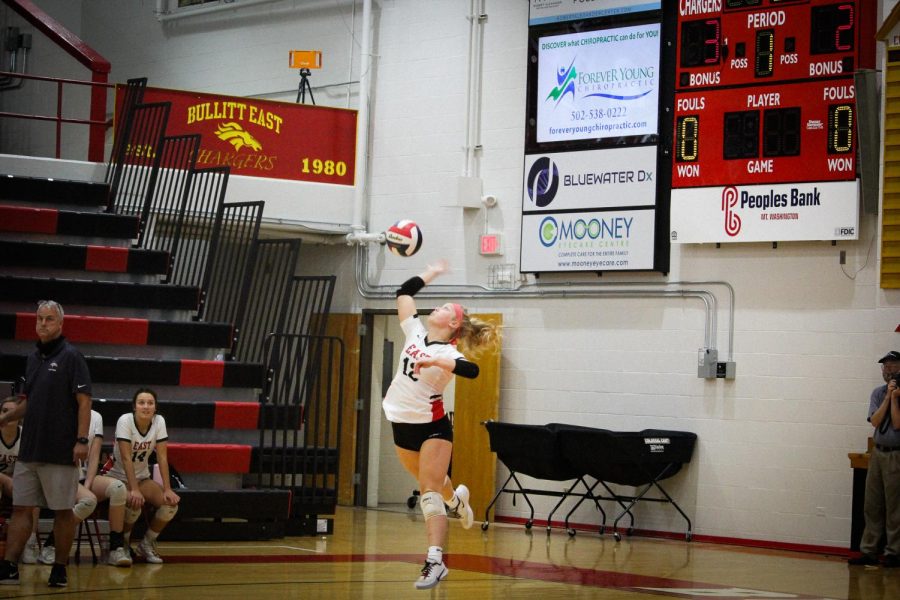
[676,0,873,89]
[670,0,875,243]
[672,78,856,187]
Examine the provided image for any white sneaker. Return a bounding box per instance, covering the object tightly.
[20,542,37,565]
[450,484,474,529]
[134,538,163,564]
[414,559,448,590]
[38,545,55,565]
[107,546,132,567]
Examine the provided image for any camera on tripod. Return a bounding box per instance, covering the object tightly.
[289,50,322,105]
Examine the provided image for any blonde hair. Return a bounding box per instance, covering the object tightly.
[456,312,502,358]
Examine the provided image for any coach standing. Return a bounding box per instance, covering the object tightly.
[0,300,92,587]
[849,350,900,568]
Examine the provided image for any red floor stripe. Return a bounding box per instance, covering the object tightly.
[160,552,834,599]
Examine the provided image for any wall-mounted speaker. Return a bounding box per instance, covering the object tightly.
[854,69,881,215]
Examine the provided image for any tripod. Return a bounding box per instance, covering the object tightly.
[296,68,316,105]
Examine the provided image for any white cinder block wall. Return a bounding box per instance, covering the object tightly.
[1,0,897,550]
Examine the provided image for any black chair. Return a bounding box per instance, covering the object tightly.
[482,420,603,534]
[557,426,697,541]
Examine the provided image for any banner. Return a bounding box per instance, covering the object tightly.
[115,85,357,185]
[670,180,859,243]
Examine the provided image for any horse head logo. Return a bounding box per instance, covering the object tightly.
[214,122,262,152]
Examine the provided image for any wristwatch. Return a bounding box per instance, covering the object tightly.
[76,437,89,445]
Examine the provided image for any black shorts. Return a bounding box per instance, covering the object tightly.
[391,416,453,451]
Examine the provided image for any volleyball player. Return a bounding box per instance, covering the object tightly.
[96,388,179,564]
[384,259,500,590]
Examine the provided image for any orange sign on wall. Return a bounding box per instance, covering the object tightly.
[115,85,357,186]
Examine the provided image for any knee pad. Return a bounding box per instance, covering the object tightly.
[419,490,447,521]
[125,506,143,525]
[155,504,178,522]
[73,495,97,520]
[107,480,127,507]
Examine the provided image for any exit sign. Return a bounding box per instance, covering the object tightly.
[480,234,503,255]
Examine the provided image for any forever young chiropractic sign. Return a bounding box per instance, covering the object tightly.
[114,85,357,185]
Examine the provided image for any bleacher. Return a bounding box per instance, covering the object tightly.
[0,79,343,542]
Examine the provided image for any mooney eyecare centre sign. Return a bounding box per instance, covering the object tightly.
[115,86,357,185]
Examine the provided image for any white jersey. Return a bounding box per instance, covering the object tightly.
[106,413,168,482]
[0,426,21,476]
[80,410,103,480]
[382,316,465,424]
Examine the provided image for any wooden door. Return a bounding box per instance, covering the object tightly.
[451,313,502,517]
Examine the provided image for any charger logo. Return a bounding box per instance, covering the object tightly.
[215,122,262,152]
[546,58,577,106]
[527,157,559,207]
[722,186,742,237]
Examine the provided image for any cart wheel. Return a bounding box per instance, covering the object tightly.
[598,526,605,535]
[406,496,417,509]
[525,520,533,530]
[567,528,576,537]
[686,532,692,542]
[546,525,552,535]
[613,531,621,542]
[627,527,634,536]
[481,521,489,531]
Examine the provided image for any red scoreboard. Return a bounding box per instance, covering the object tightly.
[671,0,876,242]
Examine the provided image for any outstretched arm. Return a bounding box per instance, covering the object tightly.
[396,259,449,322]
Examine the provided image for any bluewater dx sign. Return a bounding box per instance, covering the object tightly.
[521,148,657,272]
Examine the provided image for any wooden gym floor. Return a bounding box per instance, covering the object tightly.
[0,505,894,599]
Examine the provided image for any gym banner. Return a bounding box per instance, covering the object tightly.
[114,85,357,185]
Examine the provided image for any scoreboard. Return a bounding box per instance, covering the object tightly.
[676,1,873,89]
[671,0,876,243]
[673,78,856,186]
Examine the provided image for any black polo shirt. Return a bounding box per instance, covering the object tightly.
[21,337,92,465]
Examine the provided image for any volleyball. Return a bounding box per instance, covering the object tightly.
[385,220,423,257]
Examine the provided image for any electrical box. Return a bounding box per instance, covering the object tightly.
[697,347,718,379]
[716,361,736,380]
[447,176,482,209]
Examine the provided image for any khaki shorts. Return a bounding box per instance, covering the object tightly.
[12,462,79,510]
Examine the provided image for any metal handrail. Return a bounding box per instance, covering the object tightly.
[0,70,114,160]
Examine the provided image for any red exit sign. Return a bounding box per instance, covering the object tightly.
[480,234,503,255]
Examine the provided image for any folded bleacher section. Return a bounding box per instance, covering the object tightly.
[0,78,343,542]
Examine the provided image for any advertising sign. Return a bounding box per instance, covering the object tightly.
[115,85,357,185]
[670,180,859,243]
[522,146,657,212]
[522,209,656,271]
[529,0,661,26]
[536,22,661,143]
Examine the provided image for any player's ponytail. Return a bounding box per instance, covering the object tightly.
[456,313,501,358]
